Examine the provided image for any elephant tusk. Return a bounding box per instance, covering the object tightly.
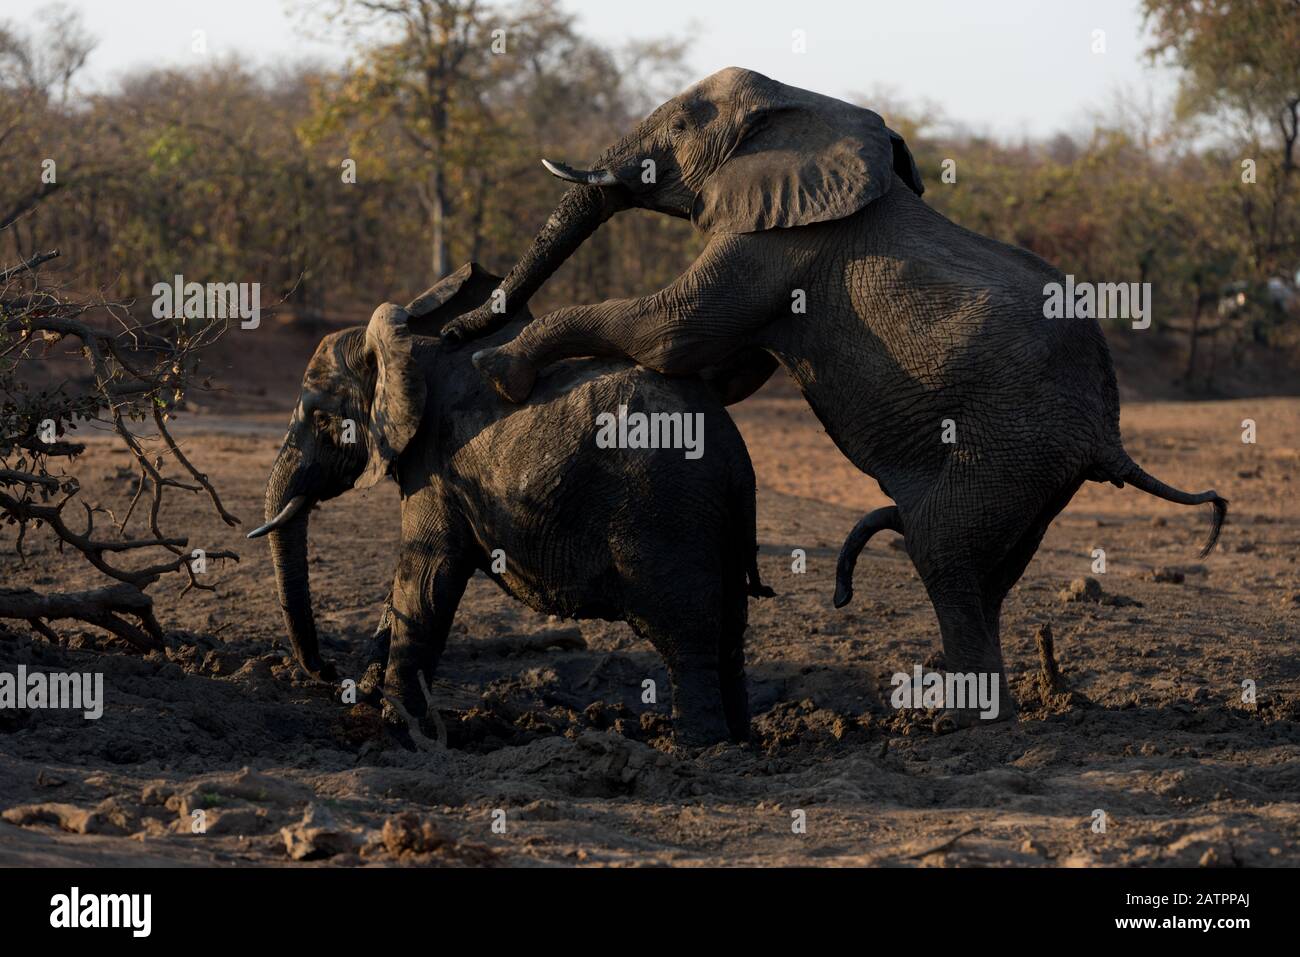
[247,495,308,539]
[541,158,619,187]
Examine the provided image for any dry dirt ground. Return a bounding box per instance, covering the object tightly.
[1,375,1297,867]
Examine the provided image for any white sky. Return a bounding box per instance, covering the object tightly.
[0,0,1177,139]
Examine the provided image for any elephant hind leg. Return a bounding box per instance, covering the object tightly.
[632,609,730,748]
[916,568,1015,729]
[904,509,1015,727]
[971,533,1045,713]
[834,505,903,608]
[978,519,1054,638]
[977,476,1082,637]
[910,476,1082,729]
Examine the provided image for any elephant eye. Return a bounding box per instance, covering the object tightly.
[669,115,688,137]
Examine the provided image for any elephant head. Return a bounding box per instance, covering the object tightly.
[444,66,923,342]
[248,302,425,679]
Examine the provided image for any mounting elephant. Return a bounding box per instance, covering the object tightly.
[440,67,1227,722]
[249,263,771,746]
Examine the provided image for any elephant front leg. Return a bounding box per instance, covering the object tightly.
[472,302,638,403]
[382,553,470,737]
[357,590,393,705]
[472,234,785,403]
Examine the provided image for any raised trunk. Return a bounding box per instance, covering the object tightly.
[263,450,327,677]
[495,183,628,316]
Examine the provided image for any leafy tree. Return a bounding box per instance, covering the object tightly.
[1143,0,1300,275]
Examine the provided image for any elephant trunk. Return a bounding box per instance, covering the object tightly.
[492,181,629,318]
[261,447,327,677]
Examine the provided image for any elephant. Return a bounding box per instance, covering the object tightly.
[437,67,1227,722]
[833,506,904,610]
[248,262,772,747]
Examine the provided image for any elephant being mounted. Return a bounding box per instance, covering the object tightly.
[441,66,1227,724]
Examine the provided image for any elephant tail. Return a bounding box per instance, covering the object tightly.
[1096,450,1228,558]
[728,454,774,600]
[746,553,774,599]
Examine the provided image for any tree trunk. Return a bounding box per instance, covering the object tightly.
[1185,281,1203,385]
[429,167,448,278]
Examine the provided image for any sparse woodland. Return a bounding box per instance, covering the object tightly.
[1,1,1295,338]
[0,0,1296,641]
[0,0,1297,878]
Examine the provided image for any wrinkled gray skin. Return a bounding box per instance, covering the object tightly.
[252,263,771,746]
[442,67,1227,723]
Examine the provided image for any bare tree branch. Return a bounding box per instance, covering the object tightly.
[0,208,240,647]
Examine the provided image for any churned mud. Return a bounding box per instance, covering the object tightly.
[1,371,1297,866]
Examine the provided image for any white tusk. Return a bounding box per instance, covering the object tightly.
[541,158,619,187]
[247,495,308,539]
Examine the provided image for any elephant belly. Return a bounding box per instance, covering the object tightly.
[759,283,1109,520]
[452,366,746,628]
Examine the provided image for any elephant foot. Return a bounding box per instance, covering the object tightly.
[674,728,729,749]
[381,707,418,751]
[932,707,982,735]
[357,660,385,705]
[672,712,731,750]
[440,305,493,346]
[299,657,337,683]
[932,696,1017,734]
[722,699,751,744]
[472,346,536,404]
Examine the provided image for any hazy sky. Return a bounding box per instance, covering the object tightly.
[0,0,1177,138]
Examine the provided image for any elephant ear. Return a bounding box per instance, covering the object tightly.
[693,81,909,234]
[404,261,531,335]
[888,126,924,197]
[355,303,427,489]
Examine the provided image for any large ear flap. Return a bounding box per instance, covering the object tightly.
[405,261,530,335]
[693,80,902,234]
[355,303,427,489]
[888,126,924,197]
